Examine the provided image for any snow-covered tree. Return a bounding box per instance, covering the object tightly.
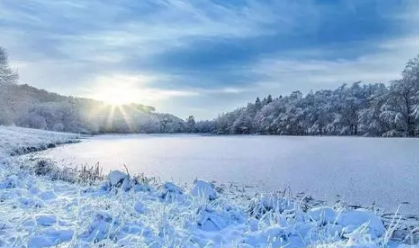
[207,55,419,137]
[0,47,19,124]
[186,115,196,133]
[0,47,18,85]
[380,56,419,137]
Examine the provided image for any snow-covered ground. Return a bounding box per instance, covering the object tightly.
[0,126,79,157]
[0,127,418,248]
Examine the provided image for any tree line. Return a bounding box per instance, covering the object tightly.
[193,56,419,137]
[1,46,419,137]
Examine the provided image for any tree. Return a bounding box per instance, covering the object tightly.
[266,94,273,104]
[255,97,262,109]
[186,115,196,133]
[359,83,389,136]
[401,55,419,136]
[0,47,18,85]
[380,56,419,137]
[195,120,216,133]
[231,110,253,134]
[0,47,18,124]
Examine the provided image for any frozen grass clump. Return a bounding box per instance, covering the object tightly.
[248,192,299,219]
[31,159,104,184]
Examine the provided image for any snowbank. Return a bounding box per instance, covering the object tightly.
[0,126,79,157]
[0,127,417,248]
[1,168,417,248]
[189,179,218,200]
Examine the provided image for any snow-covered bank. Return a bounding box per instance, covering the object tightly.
[1,169,418,248]
[0,126,79,157]
[0,127,418,248]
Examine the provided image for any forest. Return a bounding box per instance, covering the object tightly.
[1,46,419,137]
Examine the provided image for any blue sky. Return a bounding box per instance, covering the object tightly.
[1,0,419,119]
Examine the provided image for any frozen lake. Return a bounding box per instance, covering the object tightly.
[38,134,419,214]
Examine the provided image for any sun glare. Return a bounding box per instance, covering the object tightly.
[107,95,130,106]
[95,87,139,106]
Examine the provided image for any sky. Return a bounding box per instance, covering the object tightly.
[1,0,419,119]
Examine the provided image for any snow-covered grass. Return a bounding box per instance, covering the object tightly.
[1,168,418,248]
[0,127,418,248]
[0,126,102,183]
[0,126,79,157]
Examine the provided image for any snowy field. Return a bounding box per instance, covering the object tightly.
[0,127,418,248]
[36,134,419,215]
[0,126,79,157]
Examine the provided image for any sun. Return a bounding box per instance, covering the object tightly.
[94,87,139,106]
[106,94,131,106]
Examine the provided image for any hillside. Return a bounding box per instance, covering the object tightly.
[0,83,187,134]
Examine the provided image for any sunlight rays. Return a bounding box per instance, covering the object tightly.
[85,101,139,133]
[117,105,135,132]
[106,105,117,131]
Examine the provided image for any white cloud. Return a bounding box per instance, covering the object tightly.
[46,0,322,64]
[0,0,324,63]
[251,33,419,94]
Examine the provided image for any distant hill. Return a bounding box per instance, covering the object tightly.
[0,83,187,134]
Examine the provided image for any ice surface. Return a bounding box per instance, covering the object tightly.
[37,134,419,215]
